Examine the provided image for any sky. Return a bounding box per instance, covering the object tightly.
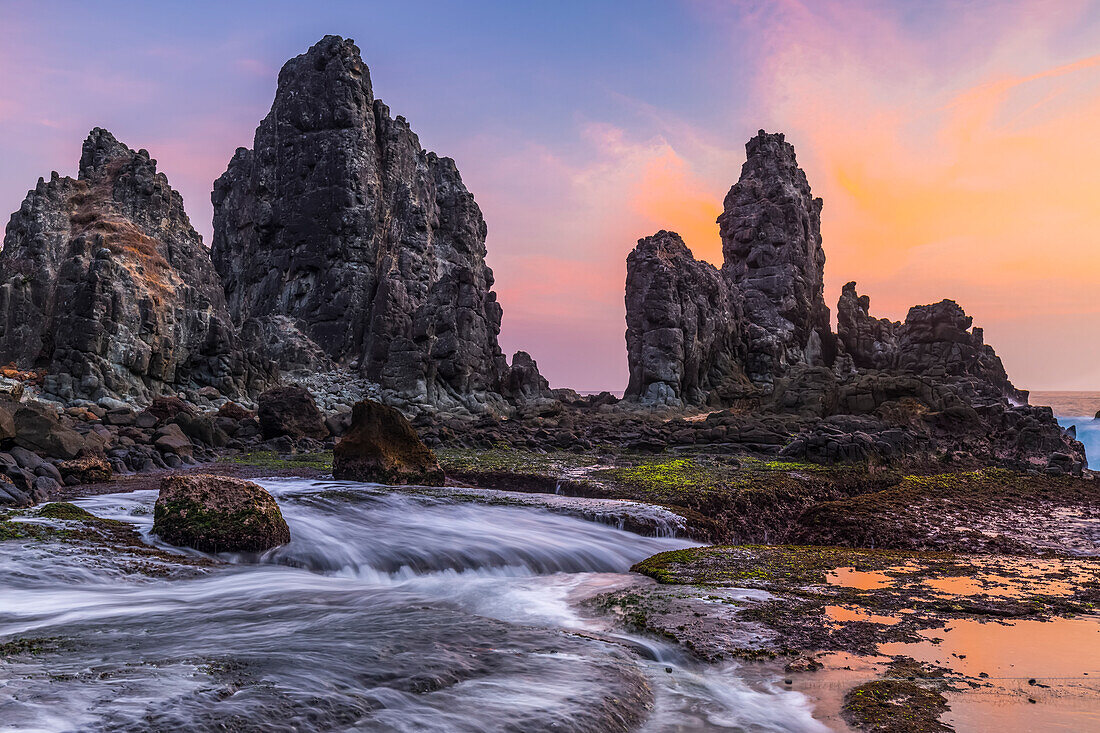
[1,0,1099,392]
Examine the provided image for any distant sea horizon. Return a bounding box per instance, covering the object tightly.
[1030,390,1100,418]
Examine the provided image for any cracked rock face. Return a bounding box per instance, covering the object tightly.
[211,35,508,412]
[718,130,833,384]
[624,231,746,406]
[837,282,1024,402]
[836,281,900,372]
[0,128,268,406]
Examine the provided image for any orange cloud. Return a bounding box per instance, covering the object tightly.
[719,0,1100,389]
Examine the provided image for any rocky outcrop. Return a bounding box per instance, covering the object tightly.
[212,35,508,413]
[153,473,291,553]
[837,283,1025,403]
[332,399,444,485]
[502,351,552,403]
[836,282,899,371]
[0,129,269,407]
[718,131,833,383]
[624,231,745,406]
[618,131,1080,470]
[896,300,1024,402]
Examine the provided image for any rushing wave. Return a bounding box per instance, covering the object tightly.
[0,479,827,732]
[1058,417,1100,469]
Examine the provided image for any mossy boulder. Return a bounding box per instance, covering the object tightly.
[153,474,290,552]
[57,456,112,484]
[332,400,444,485]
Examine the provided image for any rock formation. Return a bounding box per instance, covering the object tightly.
[718,131,833,383]
[153,473,291,553]
[619,130,1082,471]
[212,35,510,412]
[835,282,899,372]
[624,231,745,406]
[837,282,1024,402]
[0,128,268,407]
[332,399,444,485]
[501,351,552,403]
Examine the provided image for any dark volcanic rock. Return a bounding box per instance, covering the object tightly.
[613,130,1080,470]
[153,473,291,553]
[0,129,271,406]
[624,231,746,406]
[11,402,84,459]
[718,131,834,384]
[502,351,552,403]
[257,385,328,440]
[836,282,900,371]
[896,300,1025,402]
[837,283,1025,403]
[212,35,508,412]
[332,399,444,485]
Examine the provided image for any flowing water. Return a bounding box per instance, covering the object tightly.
[1058,416,1100,470]
[0,478,827,732]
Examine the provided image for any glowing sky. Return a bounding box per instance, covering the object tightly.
[2,0,1099,391]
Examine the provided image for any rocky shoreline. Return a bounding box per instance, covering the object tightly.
[0,31,1095,733]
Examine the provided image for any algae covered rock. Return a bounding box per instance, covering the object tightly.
[57,456,112,484]
[333,400,444,485]
[153,474,290,553]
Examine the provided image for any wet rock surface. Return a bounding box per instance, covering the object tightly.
[152,473,291,553]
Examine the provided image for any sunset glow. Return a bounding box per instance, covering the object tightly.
[1,0,1098,390]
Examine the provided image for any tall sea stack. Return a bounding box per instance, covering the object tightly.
[718,131,833,383]
[212,35,510,413]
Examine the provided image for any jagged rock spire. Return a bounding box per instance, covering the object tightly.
[718,130,833,383]
[0,128,268,405]
[624,230,746,406]
[212,35,510,413]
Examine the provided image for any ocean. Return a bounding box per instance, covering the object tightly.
[1032,391,1100,469]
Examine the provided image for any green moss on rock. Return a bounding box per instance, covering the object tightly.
[153,474,291,553]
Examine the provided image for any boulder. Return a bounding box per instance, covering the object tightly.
[332,399,444,485]
[217,402,254,421]
[153,473,291,553]
[57,456,112,484]
[257,385,328,440]
[12,403,84,459]
[153,423,193,457]
[0,474,32,508]
[170,412,229,448]
[143,395,195,424]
